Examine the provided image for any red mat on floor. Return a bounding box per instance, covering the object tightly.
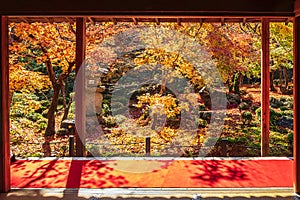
[11,159,293,188]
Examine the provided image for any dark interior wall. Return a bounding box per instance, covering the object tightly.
[0,0,295,16]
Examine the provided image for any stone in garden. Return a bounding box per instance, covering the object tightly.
[270,97,283,108]
[226,93,241,104]
[275,116,293,129]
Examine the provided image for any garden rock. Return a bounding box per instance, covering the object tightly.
[226,93,241,104]
[275,116,293,129]
[270,97,283,108]
[199,111,212,120]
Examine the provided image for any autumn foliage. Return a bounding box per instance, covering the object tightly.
[9,21,294,157]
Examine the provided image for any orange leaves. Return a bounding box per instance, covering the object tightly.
[9,21,77,91]
[9,67,50,93]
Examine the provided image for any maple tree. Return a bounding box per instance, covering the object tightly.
[270,22,293,94]
[200,23,260,93]
[9,22,76,155]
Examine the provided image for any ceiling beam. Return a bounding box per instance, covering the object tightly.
[0,0,295,16]
[8,16,294,24]
[155,18,160,25]
[88,17,94,23]
[110,18,117,24]
[177,18,181,26]
[132,17,138,25]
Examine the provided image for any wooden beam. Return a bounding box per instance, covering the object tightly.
[285,18,290,25]
[110,18,117,25]
[295,0,300,17]
[75,17,86,157]
[20,17,29,23]
[261,18,270,157]
[294,16,300,195]
[199,18,203,26]
[45,17,54,23]
[7,16,294,24]
[132,17,138,25]
[0,0,294,16]
[177,18,181,26]
[155,18,160,25]
[221,18,225,26]
[0,16,10,193]
[88,17,94,24]
[243,17,247,25]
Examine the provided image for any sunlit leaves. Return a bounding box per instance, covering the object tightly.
[270,22,293,70]
[134,93,180,118]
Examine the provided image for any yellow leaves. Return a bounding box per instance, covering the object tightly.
[9,68,51,93]
[134,57,148,66]
[134,93,180,118]
[158,127,177,142]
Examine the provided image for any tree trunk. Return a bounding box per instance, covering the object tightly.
[45,85,62,137]
[227,78,233,93]
[279,67,284,93]
[159,69,167,95]
[270,71,277,92]
[283,67,289,89]
[61,100,72,122]
[8,92,13,108]
[43,84,62,156]
[233,73,241,94]
[61,81,72,122]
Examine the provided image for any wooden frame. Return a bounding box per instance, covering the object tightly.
[294,16,300,196]
[0,0,294,16]
[0,16,10,193]
[75,17,86,157]
[261,18,270,157]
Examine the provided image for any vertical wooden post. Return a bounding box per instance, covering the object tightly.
[0,16,11,193]
[221,138,228,157]
[261,18,270,157]
[75,17,86,157]
[146,137,151,156]
[293,16,300,196]
[69,135,75,157]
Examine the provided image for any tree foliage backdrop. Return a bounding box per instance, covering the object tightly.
[9,21,294,157]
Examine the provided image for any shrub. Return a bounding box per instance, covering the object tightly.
[27,113,44,122]
[238,102,249,112]
[199,104,206,111]
[255,107,261,119]
[257,107,280,124]
[103,116,117,127]
[241,111,252,125]
[241,93,253,105]
[270,108,281,122]
[280,110,293,117]
[287,133,293,144]
[280,96,287,102]
[251,104,260,112]
[198,118,208,128]
[270,97,283,108]
[280,106,289,111]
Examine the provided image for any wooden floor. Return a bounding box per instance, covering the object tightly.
[0,188,295,200]
[10,157,293,189]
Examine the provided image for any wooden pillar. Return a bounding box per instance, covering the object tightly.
[293,16,300,195]
[261,18,270,157]
[0,16,10,193]
[75,17,86,157]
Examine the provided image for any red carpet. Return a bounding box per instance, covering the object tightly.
[11,158,293,188]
